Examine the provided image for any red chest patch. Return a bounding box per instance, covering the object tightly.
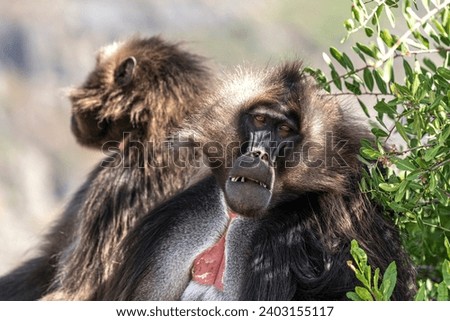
[191,212,237,291]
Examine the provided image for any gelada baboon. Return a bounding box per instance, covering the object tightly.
[0,36,212,300]
[98,62,416,300]
[70,36,210,148]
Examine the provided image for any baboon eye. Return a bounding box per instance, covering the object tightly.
[278,124,293,137]
[253,114,266,127]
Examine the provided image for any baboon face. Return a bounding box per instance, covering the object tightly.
[224,104,301,217]
[181,62,360,219]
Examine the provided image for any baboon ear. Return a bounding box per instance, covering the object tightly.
[114,56,136,86]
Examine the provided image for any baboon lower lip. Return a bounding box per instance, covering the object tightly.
[229,176,270,190]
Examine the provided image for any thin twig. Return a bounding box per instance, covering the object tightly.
[428,158,450,172]
[376,0,450,67]
[387,144,433,155]
[324,91,394,98]
[326,1,450,87]
[408,220,450,233]
[347,0,388,37]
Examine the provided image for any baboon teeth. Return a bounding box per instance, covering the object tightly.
[230,176,268,189]
[230,176,248,183]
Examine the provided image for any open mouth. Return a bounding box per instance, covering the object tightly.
[229,176,269,189]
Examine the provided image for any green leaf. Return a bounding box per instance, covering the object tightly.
[363,68,374,91]
[385,5,396,27]
[374,100,396,116]
[432,18,448,37]
[443,259,450,287]
[380,261,397,300]
[395,121,409,142]
[330,47,345,68]
[360,147,380,160]
[365,27,374,37]
[390,83,411,98]
[356,43,377,59]
[379,183,399,192]
[387,201,408,213]
[411,74,420,96]
[373,268,380,290]
[414,283,426,301]
[364,265,372,289]
[358,99,370,117]
[342,53,355,71]
[350,240,368,269]
[346,291,362,301]
[344,19,354,31]
[371,127,388,137]
[440,127,450,145]
[375,4,384,19]
[405,171,421,181]
[437,67,450,80]
[355,270,371,289]
[445,237,450,260]
[360,138,373,149]
[380,30,394,47]
[403,59,413,81]
[352,4,363,23]
[429,174,436,192]
[395,179,408,202]
[383,57,394,83]
[373,69,387,94]
[352,45,366,62]
[421,0,430,11]
[424,145,441,162]
[436,188,450,206]
[331,68,342,90]
[322,52,332,66]
[345,81,362,94]
[395,158,416,171]
[355,286,374,301]
[423,58,437,72]
[437,282,449,301]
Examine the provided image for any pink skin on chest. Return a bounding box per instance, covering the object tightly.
[191,212,238,291]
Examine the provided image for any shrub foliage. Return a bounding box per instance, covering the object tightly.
[306,0,450,300]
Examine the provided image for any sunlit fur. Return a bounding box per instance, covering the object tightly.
[70,36,211,149]
[0,36,212,300]
[99,62,416,300]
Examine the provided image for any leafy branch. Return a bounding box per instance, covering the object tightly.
[376,0,450,68]
[346,240,397,301]
[309,0,450,301]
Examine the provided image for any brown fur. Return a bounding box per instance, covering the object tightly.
[98,62,416,300]
[70,36,210,147]
[0,36,213,300]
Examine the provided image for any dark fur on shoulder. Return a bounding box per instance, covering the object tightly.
[0,36,212,300]
[99,62,416,300]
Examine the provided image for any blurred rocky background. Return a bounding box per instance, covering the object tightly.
[0,0,348,274]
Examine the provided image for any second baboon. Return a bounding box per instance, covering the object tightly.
[0,36,212,300]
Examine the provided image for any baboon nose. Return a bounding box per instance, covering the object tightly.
[251,150,269,162]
